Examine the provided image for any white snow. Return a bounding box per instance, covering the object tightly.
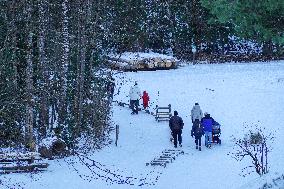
[1,61,284,189]
[39,137,61,147]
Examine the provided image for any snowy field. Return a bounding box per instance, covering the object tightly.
[1,61,284,189]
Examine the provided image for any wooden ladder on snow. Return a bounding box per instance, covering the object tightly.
[146,149,184,168]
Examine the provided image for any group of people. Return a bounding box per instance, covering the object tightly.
[114,81,217,151]
[107,78,150,114]
[169,103,216,151]
[129,82,149,114]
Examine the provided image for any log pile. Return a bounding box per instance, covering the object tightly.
[107,52,178,71]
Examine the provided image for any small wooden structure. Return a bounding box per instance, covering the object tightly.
[0,152,49,173]
[146,149,184,168]
[155,104,171,122]
[115,125,119,146]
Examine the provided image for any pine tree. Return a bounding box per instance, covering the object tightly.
[201,0,284,56]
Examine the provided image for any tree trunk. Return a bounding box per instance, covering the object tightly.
[58,0,70,131]
[74,2,87,138]
[38,0,49,137]
[191,0,203,57]
[25,2,35,151]
[9,1,19,90]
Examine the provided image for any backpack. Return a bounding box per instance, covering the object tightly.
[172,117,181,130]
[195,124,203,136]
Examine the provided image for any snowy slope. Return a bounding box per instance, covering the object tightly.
[1,61,284,189]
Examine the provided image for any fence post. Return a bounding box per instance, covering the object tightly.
[115,125,119,146]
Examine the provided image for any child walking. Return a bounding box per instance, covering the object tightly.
[142,91,150,109]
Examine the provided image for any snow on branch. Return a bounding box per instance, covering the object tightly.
[228,122,275,177]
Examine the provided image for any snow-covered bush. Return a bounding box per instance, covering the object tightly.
[229,122,275,176]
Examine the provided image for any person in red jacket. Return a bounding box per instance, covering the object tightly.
[142,91,150,109]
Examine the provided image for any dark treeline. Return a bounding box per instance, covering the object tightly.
[103,0,283,60]
[0,0,283,150]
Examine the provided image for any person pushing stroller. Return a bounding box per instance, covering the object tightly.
[201,112,215,148]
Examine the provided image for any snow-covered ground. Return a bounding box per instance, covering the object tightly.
[1,61,284,189]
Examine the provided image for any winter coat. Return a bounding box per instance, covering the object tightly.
[201,114,215,132]
[191,105,203,122]
[129,85,141,100]
[191,119,204,138]
[169,115,184,131]
[107,81,115,94]
[142,91,149,106]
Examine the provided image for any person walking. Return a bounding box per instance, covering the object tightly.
[107,77,115,102]
[142,91,150,109]
[191,102,203,123]
[191,119,204,151]
[129,82,141,114]
[201,112,215,148]
[169,111,184,148]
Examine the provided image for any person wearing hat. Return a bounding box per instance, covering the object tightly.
[169,111,184,148]
[191,102,203,123]
[201,113,215,148]
[142,90,150,109]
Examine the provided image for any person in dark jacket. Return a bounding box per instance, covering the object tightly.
[107,77,115,101]
[169,111,184,148]
[201,112,215,148]
[191,119,204,151]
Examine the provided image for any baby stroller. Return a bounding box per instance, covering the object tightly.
[212,121,221,144]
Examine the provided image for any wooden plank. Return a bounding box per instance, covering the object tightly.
[150,161,167,167]
[0,152,40,159]
[164,149,183,152]
[157,119,170,122]
[157,107,170,110]
[161,154,175,157]
[0,169,46,174]
[156,112,170,115]
[160,156,175,161]
[0,158,42,162]
[0,163,49,171]
[156,158,172,163]
[0,162,12,165]
[156,116,170,118]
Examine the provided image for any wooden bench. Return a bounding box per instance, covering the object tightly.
[0,152,49,173]
[155,104,171,122]
[0,163,49,173]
